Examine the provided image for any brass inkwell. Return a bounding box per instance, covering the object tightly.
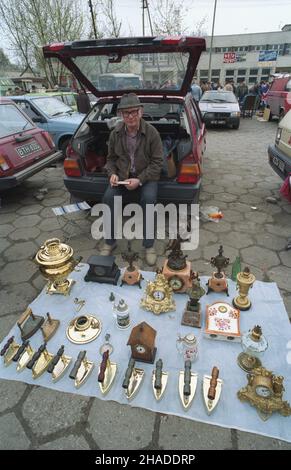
[34,238,80,295]
[207,245,229,296]
[66,315,102,344]
[233,267,256,311]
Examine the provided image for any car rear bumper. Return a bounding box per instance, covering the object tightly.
[268,144,291,180]
[64,175,201,204]
[0,150,62,191]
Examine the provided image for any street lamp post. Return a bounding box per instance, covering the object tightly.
[208,0,218,83]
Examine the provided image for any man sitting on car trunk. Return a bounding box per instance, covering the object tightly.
[100,93,163,266]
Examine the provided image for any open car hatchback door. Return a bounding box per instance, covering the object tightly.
[43,36,206,98]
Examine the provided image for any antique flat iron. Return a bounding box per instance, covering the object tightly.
[12,340,34,372]
[152,358,168,401]
[179,360,198,410]
[203,366,223,414]
[0,336,20,366]
[98,349,117,395]
[69,350,94,388]
[26,342,54,379]
[17,307,44,340]
[122,357,144,401]
[40,313,60,342]
[47,345,72,382]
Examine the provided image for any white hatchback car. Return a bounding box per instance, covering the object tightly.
[199,90,240,129]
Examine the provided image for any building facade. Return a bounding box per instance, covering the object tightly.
[197,26,291,86]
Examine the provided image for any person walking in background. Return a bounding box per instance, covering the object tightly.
[236,81,248,106]
[190,78,202,101]
[76,88,91,114]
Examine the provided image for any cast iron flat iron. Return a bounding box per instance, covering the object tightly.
[152,358,168,401]
[179,360,198,410]
[0,336,20,366]
[69,350,94,388]
[26,342,53,379]
[98,349,117,395]
[40,313,60,342]
[17,307,44,340]
[12,340,34,372]
[203,366,223,414]
[122,357,144,401]
[47,345,72,382]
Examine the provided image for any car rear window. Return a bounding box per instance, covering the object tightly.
[200,91,237,103]
[0,103,34,138]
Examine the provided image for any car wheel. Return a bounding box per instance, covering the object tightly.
[233,121,240,129]
[60,138,71,157]
[278,110,285,122]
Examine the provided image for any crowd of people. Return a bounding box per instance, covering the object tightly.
[190,78,270,109]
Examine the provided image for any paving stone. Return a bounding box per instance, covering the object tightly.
[224,185,248,196]
[4,241,38,262]
[0,224,15,237]
[201,184,226,194]
[217,209,243,223]
[88,399,155,450]
[42,197,68,207]
[37,435,90,450]
[212,193,239,203]
[254,233,286,251]
[159,415,232,450]
[0,238,11,254]
[0,203,21,213]
[245,211,273,224]
[241,246,280,270]
[22,388,90,437]
[9,227,41,241]
[0,213,17,224]
[221,232,254,249]
[237,430,291,450]
[38,218,66,232]
[202,221,232,234]
[0,260,37,285]
[13,215,41,229]
[0,413,31,450]
[269,266,291,291]
[234,221,264,234]
[0,380,27,413]
[16,205,43,215]
[0,283,37,315]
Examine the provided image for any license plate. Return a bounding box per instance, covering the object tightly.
[272,155,285,172]
[210,120,226,125]
[16,141,42,158]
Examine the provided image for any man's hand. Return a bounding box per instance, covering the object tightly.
[110,174,119,187]
[125,178,141,190]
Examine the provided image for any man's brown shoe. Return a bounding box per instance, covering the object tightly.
[145,247,157,266]
[99,242,117,256]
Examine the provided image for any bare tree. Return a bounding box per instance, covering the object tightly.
[99,0,122,38]
[0,0,85,86]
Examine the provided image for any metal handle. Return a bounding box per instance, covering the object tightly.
[98,350,109,383]
[208,366,219,400]
[26,343,46,370]
[183,360,192,397]
[69,350,86,380]
[122,358,135,389]
[0,336,14,356]
[154,358,163,390]
[12,340,29,362]
[47,345,65,373]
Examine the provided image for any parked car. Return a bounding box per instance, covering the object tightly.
[44,91,78,111]
[0,98,62,191]
[42,36,206,205]
[199,90,240,129]
[266,74,291,121]
[268,108,291,179]
[9,94,84,155]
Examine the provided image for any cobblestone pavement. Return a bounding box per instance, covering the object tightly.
[0,117,291,450]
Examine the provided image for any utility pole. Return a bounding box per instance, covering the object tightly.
[141,0,146,36]
[208,0,217,82]
[88,0,98,40]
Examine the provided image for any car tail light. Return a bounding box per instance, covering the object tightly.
[275,127,282,144]
[177,155,201,184]
[0,154,9,172]
[46,42,65,51]
[42,131,55,148]
[64,159,81,177]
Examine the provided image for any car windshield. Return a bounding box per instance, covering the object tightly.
[73,51,189,92]
[0,103,34,138]
[200,91,237,103]
[31,96,73,117]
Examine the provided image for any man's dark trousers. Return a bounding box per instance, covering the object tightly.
[102,181,157,248]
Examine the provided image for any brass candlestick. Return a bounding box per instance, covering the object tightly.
[233,266,256,311]
[34,238,80,295]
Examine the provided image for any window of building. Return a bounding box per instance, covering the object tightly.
[261,76,269,82]
[262,68,270,75]
[249,45,255,51]
[211,69,220,76]
[250,68,258,75]
[226,70,234,76]
[215,47,222,53]
[200,70,208,77]
[238,69,246,75]
[248,76,257,83]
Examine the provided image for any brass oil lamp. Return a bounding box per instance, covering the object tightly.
[233,266,256,311]
[34,238,80,295]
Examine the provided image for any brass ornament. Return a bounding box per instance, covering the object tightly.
[66,314,102,344]
[238,366,291,420]
[207,245,230,295]
[182,273,205,328]
[121,242,143,288]
[233,266,256,311]
[34,238,80,295]
[140,271,176,315]
[162,237,192,293]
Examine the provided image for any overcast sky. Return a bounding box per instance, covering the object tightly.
[114,0,291,36]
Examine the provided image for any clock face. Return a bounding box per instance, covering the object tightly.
[153,290,165,301]
[135,344,146,354]
[255,385,272,398]
[93,266,106,276]
[169,276,183,291]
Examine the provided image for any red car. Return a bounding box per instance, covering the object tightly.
[0,98,62,191]
[266,74,291,120]
[43,36,206,205]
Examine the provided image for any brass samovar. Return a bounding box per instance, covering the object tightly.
[34,238,80,295]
